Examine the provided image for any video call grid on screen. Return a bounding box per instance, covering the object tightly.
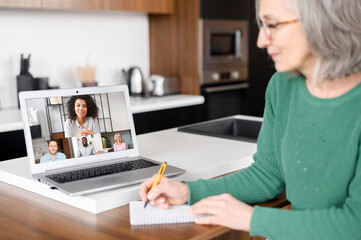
[25,92,135,165]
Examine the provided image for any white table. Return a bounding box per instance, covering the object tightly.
[0,119,257,214]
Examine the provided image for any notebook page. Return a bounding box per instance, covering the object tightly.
[129,201,199,225]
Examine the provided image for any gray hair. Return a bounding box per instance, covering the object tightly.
[256,0,361,80]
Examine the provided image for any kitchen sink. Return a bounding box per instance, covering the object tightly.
[177,116,262,143]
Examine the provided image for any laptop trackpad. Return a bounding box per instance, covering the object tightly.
[90,176,131,186]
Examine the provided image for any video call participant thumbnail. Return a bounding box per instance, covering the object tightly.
[64,95,100,138]
[113,132,127,151]
[77,137,95,157]
[40,140,66,163]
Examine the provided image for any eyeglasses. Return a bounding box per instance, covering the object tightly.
[260,19,298,40]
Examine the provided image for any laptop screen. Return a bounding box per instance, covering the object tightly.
[24,90,135,166]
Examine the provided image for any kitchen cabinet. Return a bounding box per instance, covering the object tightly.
[102,0,138,11]
[41,0,103,10]
[0,0,41,8]
[0,0,175,14]
[133,104,205,135]
[149,0,200,95]
[136,0,175,14]
[0,130,27,162]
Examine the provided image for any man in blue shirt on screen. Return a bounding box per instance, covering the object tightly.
[40,140,66,163]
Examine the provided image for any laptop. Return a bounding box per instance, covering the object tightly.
[19,85,185,196]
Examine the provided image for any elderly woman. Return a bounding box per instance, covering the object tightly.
[139,0,361,239]
[64,95,100,138]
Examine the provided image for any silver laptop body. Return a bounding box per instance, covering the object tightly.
[19,85,185,196]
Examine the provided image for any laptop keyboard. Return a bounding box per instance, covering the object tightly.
[45,159,159,184]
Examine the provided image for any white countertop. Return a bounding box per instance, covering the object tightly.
[0,109,23,132]
[131,94,204,114]
[0,94,204,133]
[0,115,260,213]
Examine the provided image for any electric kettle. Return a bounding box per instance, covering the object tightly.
[125,67,150,97]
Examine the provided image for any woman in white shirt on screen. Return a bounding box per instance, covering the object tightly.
[64,95,100,138]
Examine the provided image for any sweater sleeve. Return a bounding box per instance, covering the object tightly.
[250,147,361,240]
[186,74,285,204]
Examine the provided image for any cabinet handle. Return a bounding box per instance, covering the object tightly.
[235,29,242,59]
[203,83,249,93]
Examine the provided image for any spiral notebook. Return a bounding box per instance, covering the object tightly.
[129,201,201,225]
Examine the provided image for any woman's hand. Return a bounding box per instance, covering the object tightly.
[77,127,95,136]
[190,193,254,231]
[139,175,189,208]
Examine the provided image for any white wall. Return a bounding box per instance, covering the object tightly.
[0,9,150,109]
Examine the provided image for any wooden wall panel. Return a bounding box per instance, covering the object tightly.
[149,0,200,95]
[41,0,103,10]
[42,0,173,13]
[0,0,174,13]
[0,0,41,8]
[103,0,137,11]
[137,0,174,14]
[176,0,199,95]
[149,14,178,75]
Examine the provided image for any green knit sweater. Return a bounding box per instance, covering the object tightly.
[185,72,361,240]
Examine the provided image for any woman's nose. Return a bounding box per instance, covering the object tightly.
[257,28,271,49]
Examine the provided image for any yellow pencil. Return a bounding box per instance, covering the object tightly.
[144,162,167,208]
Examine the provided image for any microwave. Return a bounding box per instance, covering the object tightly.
[199,19,249,85]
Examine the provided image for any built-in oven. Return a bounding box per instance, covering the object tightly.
[201,82,249,120]
[199,19,250,120]
[199,19,249,85]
